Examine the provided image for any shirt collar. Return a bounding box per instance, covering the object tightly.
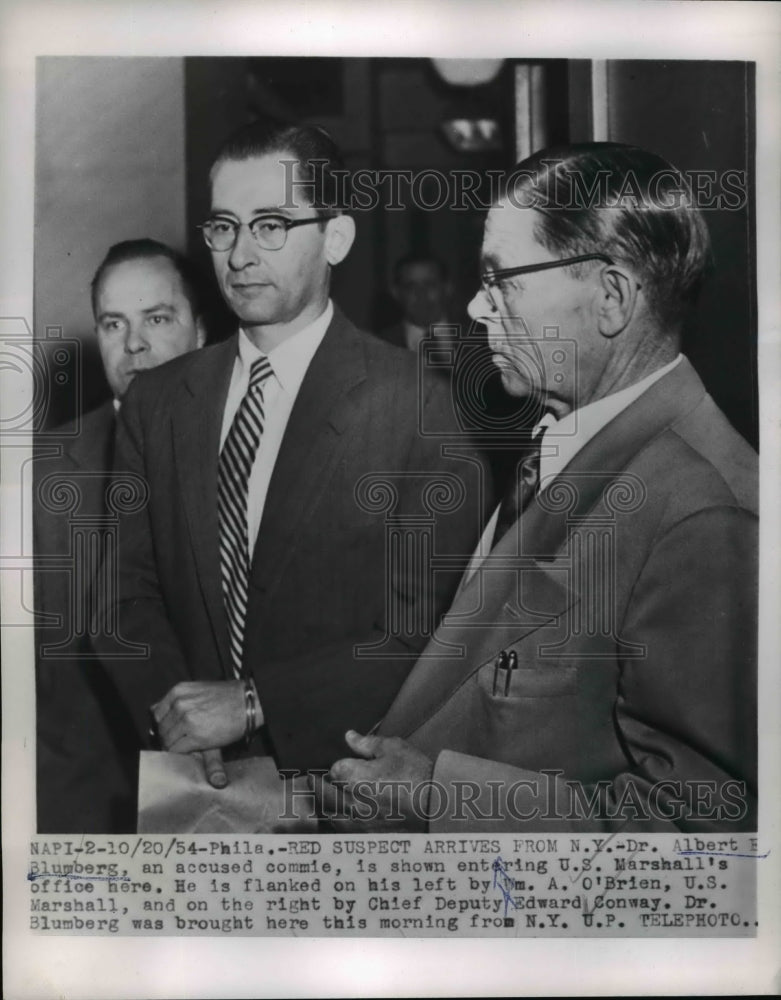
[535,354,683,491]
[237,299,333,393]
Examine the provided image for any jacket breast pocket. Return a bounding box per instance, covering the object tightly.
[469,657,580,765]
[476,657,578,700]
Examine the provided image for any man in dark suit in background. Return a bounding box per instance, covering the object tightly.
[35,238,206,832]
[103,122,489,792]
[319,143,758,834]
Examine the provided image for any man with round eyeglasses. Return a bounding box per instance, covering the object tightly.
[317,142,758,835]
[99,120,489,808]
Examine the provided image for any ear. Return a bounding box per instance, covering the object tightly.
[195,316,207,349]
[324,214,356,266]
[595,264,640,339]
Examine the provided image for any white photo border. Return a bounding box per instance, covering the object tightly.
[2,1,779,997]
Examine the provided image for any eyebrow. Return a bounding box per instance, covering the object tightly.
[209,206,291,218]
[141,303,175,314]
[97,304,175,322]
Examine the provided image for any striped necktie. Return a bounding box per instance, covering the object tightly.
[217,355,273,677]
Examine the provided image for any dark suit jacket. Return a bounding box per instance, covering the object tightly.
[34,401,138,832]
[376,322,408,351]
[378,358,758,833]
[102,307,491,771]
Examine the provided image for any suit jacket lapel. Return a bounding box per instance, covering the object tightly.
[379,557,575,736]
[249,308,367,600]
[520,357,709,558]
[173,337,237,675]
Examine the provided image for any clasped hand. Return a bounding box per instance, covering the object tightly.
[313,731,434,832]
[151,680,252,789]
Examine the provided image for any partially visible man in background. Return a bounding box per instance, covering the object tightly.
[35,238,206,832]
[381,252,454,352]
[381,250,529,491]
[93,240,207,401]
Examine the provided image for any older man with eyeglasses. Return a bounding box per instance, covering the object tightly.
[98,121,490,804]
[318,142,758,835]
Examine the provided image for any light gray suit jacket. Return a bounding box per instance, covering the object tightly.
[378,358,758,833]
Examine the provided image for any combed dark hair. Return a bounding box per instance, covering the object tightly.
[393,252,449,285]
[500,143,712,328]
[211,119,349,216]
[90,239,204,319]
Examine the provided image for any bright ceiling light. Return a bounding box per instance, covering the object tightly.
[431,59,504,87]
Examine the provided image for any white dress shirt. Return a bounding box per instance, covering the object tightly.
[464,354,683,582]
[219,299,333,557]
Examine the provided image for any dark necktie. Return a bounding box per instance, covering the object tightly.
[217,356,273,677]
[492,430,545,549]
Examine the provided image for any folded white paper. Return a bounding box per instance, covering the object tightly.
[137,751,317,833]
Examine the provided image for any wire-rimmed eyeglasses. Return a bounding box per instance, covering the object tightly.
[480,253,616,309]
[198,213,330,252]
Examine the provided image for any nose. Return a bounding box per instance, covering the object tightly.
[469,288,507,356]
[227,222,261,271]
[124,321,148,355]
[467,285,494,322]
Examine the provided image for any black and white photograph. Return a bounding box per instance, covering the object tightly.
[2,1,779,997]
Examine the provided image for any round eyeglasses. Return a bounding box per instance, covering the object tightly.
[198,214,329,252]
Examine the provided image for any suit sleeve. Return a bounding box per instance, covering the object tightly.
[259,371,495,773]
[92,383,191,743]
[422,505,757,833]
